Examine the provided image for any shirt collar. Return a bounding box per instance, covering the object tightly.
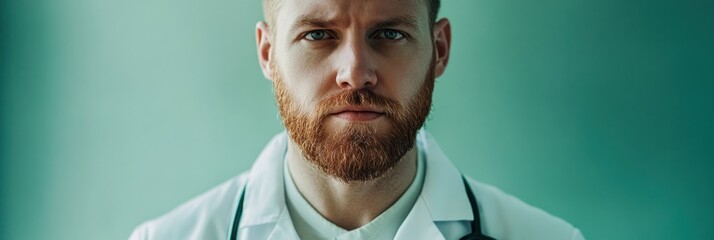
[283,136,427,240]
[239,130,474,228]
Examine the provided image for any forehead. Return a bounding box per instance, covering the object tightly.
[273,0,430,32]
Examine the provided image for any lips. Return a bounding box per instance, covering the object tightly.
[330,106,385,121]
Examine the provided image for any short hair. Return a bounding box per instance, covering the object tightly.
[262,0,441,29]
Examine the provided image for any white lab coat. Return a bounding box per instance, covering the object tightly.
[129,131,584,240]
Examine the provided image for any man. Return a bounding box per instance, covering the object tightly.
[130,0,585,239]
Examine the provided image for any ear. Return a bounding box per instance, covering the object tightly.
[432,18,452,78]
[256,21,274,81]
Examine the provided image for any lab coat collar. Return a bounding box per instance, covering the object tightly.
[239,132,289,228]
[238,130,473,237]
[417,130,473,222]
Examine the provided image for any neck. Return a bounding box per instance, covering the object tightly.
[286,139,417,230]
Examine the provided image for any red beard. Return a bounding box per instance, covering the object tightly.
[273,57,435,182]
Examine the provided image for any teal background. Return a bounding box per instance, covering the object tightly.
[2,0,712,239]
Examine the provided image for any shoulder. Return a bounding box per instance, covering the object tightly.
[464,177,585,240]
[129,172,250,240]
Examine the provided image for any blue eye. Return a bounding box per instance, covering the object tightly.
[304,30,332,40]
[377,29,404,40]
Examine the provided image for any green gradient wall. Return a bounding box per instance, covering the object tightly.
[2,1,712,239]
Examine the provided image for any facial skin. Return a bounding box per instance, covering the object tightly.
[272,52,435,181]
[257,0,451,182]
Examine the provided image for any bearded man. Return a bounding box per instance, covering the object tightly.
[129,0,584,239]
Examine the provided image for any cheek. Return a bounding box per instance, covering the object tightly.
[377,51,432,104]
[277,49,334,110]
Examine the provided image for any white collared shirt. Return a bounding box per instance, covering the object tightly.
[129,130,585,240]
[283,140,426,240]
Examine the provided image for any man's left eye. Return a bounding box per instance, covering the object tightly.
[376,29,405,40]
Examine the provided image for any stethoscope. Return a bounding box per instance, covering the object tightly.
[228,176,496,240]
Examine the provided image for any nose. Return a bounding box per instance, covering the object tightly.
[335,37,377,89]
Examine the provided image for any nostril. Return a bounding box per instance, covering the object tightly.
[340,81,353,88]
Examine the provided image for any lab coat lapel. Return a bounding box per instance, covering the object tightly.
[393,197,445,240]
[393,131,475,240]
[418,131,473,222]
[235,132,300,239]
[240,133,287,227]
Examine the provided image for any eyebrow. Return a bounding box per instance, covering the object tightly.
[290,14,421,32]
[373,16,419,31]
[293,14,339,29]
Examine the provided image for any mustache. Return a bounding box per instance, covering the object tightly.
[317,89,401,117]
